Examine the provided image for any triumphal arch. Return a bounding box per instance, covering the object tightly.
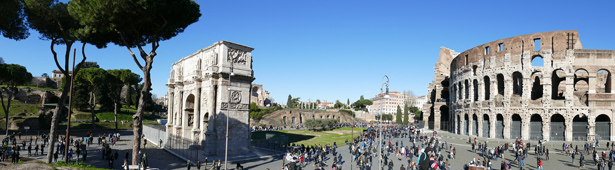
[166,41,254,156]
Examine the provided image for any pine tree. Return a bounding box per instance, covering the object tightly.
[396,105,402,124]
[403,103,409,125]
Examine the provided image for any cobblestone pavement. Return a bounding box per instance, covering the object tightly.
[237,130,611,170]
[1,130,187,170]
[5,129,614,170]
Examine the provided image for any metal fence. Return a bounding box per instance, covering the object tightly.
[165,134,201,162]
[143,125,199,163]
[251,139,287,153]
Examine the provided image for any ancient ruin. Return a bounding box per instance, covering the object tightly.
[166,41,254,156]
[423,30,615,141]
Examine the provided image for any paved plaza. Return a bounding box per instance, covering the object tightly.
[2,129,613,170]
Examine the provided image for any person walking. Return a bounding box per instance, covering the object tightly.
[187,160,192,170]
[196,160,201,170]
[537,158,543,170]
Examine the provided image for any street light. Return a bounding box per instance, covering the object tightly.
[379,75,389,170]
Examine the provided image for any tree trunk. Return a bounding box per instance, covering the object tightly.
[132,57,153,165]
[46,80,71,163]
[90,91,96,131]
[114,102,118,130]
[2,91,12,136]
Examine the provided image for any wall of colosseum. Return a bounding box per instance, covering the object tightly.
[423,30,615,141]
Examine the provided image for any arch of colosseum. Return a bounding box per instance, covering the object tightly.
[422,30,615,141]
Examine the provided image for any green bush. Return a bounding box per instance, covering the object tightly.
[250,103,283,121]
[339,109,355,117]
[305,119,339,131]
[73,113,91,120]
[96,111,133,121]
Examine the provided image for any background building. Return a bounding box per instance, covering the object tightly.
[368,91,405,121]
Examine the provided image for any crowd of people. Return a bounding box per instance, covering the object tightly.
[280,123,458,170]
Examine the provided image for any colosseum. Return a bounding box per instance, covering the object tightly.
[422,30,615,141]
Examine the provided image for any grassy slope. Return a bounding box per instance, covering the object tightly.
[0,99,39,118]
[252,127,366,146]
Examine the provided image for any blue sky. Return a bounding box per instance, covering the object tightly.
[2,0,615,104]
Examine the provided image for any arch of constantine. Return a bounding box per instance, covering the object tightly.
[166,41,254,156]
[422,30,615,141]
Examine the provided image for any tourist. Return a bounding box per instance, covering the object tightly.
[187,160,192,170]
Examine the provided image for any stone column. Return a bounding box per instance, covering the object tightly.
[542,118,550,141]
[168,91,174,125]
[459,115,465,135]
[505,76,513,100]
[588,115,596,141]
[205,84,217,155]
[434,109,441,130]
[468,113,477,136]
[491,79,497,106]
[522,78,531,103]
[469,80,474,102]
[478,115,483,137]
[611,122,615,141]
[504,114,511,139]
[521,114,529,141]
[588,72,597,94]
[565,75,575,107]
[478,81,484,102]
[490,114,496,139]
[565,117,573,141]
[194,90,200,130]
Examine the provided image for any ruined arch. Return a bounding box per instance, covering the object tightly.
[185,94,195,127]
[464,80,469,100]
[472,114,478,135]
[596,114,611,140]
[550,113,565,141]
[512,72,523,96]
[530,114,543,140]
[482,114,490,138]
[464,114,469,135]
[574,69,589,106]
[440,78,450,101]
[597,69,611,93]
[497,74,505,95]
[531,72,544,100]
[552,69,566,100]
[252,86,259,96]
[484,76,491,100]
[531,55,544,67]
[496,114,504,139]
[439,105,449,131]
[473,79,478,101]
[572,114,588,141]
[510,114,522,139]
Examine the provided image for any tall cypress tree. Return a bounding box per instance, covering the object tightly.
[287,94,292,108]
[403,103,409,125]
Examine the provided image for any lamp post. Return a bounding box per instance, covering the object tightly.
[224,62,234,170]
[379,75,389,170]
